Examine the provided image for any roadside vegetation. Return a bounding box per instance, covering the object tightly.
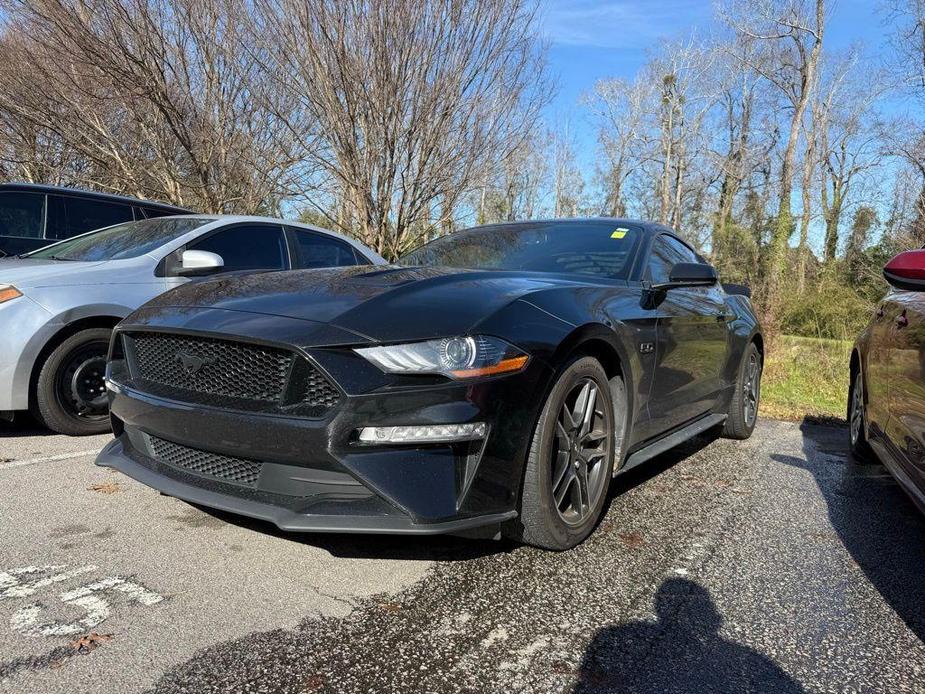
[0,0,923,422]
[762,335,853,422]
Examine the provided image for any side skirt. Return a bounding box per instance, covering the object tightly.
[614,413,727,478]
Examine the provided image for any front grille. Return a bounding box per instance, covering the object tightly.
[122,332,340,416]
[147,434,262,487]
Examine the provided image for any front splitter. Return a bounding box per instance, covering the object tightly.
[96,438,517,535]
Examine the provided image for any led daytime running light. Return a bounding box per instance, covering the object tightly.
[357,422,487,444]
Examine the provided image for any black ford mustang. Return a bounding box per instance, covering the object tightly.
[97,219,763,549]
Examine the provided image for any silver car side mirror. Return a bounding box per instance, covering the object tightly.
[177,250,224,277]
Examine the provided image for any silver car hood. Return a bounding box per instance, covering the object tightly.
[0,257,112,289]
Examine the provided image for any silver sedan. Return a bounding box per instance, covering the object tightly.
[0,215,385,435]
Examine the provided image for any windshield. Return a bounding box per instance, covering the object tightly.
[25,217,209,261]
[399,221,642,280]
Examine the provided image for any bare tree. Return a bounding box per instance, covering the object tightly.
[0,0,304,213]
[252,0,550,259]
[722,0,826,313]
[550,123,586,218]
[816,54,885,263]
[473,128,548,224]
[587,77,653,217]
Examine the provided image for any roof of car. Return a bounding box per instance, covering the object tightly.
[464,217,672,235]
[0,182,191,212]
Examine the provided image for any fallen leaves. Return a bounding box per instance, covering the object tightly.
[71,632,113,654]
[617,531,646,549]
[87,481,122,494]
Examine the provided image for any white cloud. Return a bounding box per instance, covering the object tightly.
[540,0,711,49]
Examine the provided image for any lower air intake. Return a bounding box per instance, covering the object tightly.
[147,435,262,487]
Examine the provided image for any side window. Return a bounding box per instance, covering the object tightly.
[0,191,46,238]
[292,229,361,268]
[59,196,134,238]
[189,224,287,272]
[647,235,699,284]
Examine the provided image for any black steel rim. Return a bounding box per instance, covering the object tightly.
[744,353,760,427]
[550,377,612,526]
[56,342,109,421]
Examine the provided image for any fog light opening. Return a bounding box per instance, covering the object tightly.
[357,422,488,444]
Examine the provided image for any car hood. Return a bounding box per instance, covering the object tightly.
[0,257,110,289]
[145,265,583,342]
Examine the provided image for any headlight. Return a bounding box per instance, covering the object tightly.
[0,285,22,304]
[356,335,528,379]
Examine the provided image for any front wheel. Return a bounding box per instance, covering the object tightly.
[506,356,619,550]
[722,342,761,440]
[32,328,113,436]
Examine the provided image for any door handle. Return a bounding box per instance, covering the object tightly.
[896,312,908,328]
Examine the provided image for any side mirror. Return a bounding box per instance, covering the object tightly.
[884,250,925,290]
[652,262,718,290]
[177,250,224,277]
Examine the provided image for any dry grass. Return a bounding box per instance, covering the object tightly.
[760,334,853,422]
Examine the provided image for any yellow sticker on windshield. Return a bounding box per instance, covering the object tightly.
[611,228,628,239]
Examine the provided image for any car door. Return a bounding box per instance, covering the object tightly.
[864,294,902,436]
[883,289,925,491]
[644,233,730,435]
[287,227,367,268]
[163,223,290,289]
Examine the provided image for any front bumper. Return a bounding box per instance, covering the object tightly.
[97,318,554,535]
[97,437,516,534]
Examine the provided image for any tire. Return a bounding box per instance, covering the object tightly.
[848,368,876,463]
[505,356,620,550]
[32,328,113,436]
[722,341,761,440]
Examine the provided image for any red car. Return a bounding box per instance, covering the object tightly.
[850,249,925,512]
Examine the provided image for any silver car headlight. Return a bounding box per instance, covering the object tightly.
[355,335,528,379]
[0,285,22,304]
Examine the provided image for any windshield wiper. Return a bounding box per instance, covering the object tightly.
[47,255,78,261]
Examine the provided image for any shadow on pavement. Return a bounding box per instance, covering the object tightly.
[0,414,56,438]
[603,426,723,513]
[575,578,805,693]
[773,420,925,643]
[191,428,727,562]
[191,503,512,562]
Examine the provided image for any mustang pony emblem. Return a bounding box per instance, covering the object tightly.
[176,352,213,375]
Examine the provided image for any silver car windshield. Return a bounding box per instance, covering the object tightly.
[25,217,209,261]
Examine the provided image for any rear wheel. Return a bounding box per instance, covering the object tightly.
[33,328,113,436]
[507,356,619,550]
[722,342,761,440]
[848,368,875,463]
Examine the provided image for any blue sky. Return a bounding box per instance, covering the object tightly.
[539,0,894,165]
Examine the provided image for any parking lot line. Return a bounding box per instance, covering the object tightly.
[0,450,100,471]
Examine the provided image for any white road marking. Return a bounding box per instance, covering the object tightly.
[1,565,165,638]
[0,565,97,601]
[0,450,100,471]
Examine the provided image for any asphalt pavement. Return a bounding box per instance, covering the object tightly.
[0,417,922,693]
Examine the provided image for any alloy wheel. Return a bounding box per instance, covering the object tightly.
[743,352,761,428]
[550,378,613,526]
[850,371,864,446]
